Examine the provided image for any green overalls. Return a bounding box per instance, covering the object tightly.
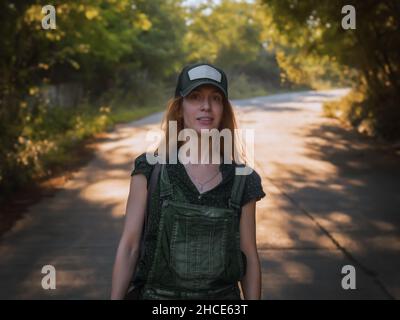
[141,164,247,300]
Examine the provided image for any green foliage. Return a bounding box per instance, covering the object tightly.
[0,101,163,199]
[183,0,284,97]
[323,90,367,126]
[0,0,187,196]
[229,73,274,99]
[1,0,308,199]
[263,0,400,140]
[110,105,164,124]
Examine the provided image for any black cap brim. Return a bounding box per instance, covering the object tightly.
[180,80,228,99]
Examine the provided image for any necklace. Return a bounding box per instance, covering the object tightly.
[184,165,221,193]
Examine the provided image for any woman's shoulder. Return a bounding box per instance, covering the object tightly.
[232,163,266,207]
[130,152,156,181]
[231,161,262,181]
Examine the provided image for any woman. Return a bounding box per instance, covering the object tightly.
[111,62,266,300]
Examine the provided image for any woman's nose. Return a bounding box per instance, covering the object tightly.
[200,96,211,110]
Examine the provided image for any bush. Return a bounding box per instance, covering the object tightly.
[323,89,400,141]
[229,73,272,99]
[323,90,366,125]
[0,100,163,201]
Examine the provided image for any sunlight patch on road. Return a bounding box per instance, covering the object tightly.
[80,179,129,206]
[281,260,314,283]
[111,202,127,218]
[366,235,400,251]
[370,220,397,232]
[328,212,353,224]
[256,182,336,250]
[329,232,363,253]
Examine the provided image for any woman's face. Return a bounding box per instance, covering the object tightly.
[181,84,224,135]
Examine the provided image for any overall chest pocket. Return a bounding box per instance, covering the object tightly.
[170,215,229,280]
[162,201,235,287]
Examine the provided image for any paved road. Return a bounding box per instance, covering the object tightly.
[1,89,399,299]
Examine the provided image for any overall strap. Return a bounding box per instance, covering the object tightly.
[228,165,248,213]
[145,162,161,227]
[159,164,173,199]
[159,163,188,202]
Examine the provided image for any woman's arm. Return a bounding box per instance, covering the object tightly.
[239,199,262,300]
[110,174,148,300]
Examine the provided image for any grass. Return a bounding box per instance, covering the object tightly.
[110,105,164,124]
[228,73,309,100]
[42,104,165,176]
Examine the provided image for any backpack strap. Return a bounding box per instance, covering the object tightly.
[138,162,161,260]
[228,165,248,214]
[130,161,161,290]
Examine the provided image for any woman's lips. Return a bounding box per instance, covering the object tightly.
[197,117,213,125]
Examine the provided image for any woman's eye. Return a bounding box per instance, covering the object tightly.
[213,95,222,102]
[189,93,201,100]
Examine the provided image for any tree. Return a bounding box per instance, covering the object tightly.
[0,0,187,193]
[262,0,400,139]
[184,0,282,89]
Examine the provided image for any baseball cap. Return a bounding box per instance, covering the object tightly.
[174,62,228,99]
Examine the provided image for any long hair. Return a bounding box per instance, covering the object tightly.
[156,95,248,165]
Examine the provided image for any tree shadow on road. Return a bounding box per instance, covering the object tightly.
[261,119,400,299]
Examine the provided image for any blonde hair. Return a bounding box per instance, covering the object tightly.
[156,95,248,165]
